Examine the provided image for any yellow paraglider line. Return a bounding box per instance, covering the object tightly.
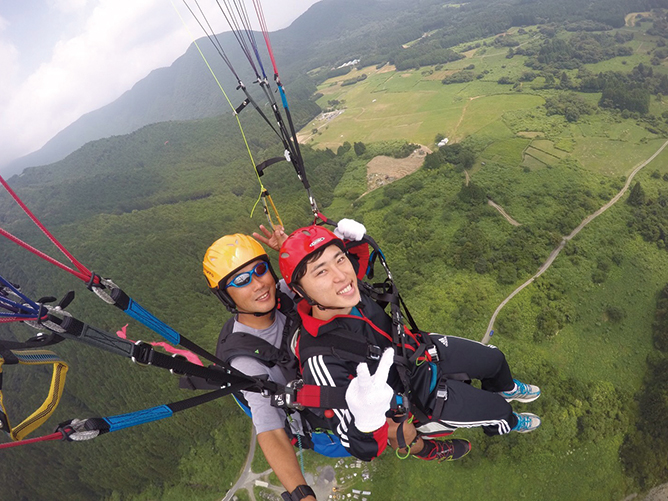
[170,0,282,227]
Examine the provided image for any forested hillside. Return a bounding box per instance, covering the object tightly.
[2,0,668,499]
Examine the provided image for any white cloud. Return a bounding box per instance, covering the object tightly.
[0,0,320,167]
[0,0,192,165]
[49,0,89,14]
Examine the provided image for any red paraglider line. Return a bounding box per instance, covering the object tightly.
[0,175,98,285]
[0,432,64,450]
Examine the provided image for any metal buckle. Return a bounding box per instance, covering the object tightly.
[427,345,439,362]
[271,379,305,410]
[367,344,382,361]
[436,381,448,401]
[131,340,152,366]
[169,354,186,376]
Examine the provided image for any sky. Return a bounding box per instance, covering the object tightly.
[0,0,320,168]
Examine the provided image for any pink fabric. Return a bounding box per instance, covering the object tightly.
[116,324,203,366]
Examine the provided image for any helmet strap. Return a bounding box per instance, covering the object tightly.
[292,284,344,312]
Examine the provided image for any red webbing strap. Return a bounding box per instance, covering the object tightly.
[0,175,96,284]
[295,384,347,409]
[0,431,64,449]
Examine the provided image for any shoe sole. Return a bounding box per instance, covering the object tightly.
[503,393,541,403]
[420,431,454,439]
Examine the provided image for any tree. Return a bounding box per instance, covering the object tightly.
[353,142,367,156]
[627,182,646,206]
[337,142,352,155]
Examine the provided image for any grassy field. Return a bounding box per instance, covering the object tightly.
[285,20,668,501]
[304,22,668,183]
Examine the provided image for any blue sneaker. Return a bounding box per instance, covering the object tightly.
[512,412,541,433]
[499,379,541,403]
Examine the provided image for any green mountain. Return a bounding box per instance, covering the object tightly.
[7,0,666,176]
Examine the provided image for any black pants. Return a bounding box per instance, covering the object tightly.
[429,334,518,436]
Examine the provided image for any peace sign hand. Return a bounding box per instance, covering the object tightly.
[345,348,395,433]
[252,224,287,251]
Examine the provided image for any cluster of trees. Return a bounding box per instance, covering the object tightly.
[647,9,668,37]
[423,143,476,171]
[620,356,668,487]
[442,70,476,85]
[652,283,668,351]
[600,80,652,114]
[448,220,555,287]
[392,43,464,71]
[341,74,367,87]
[544,92,596,122]
[627,182,668,249]
[527,32,634,70]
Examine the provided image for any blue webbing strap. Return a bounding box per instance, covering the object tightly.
[88,387,235,435]
[104,405,173,432]
[124,298,181,345]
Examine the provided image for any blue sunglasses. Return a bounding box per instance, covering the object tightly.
[225,261,270,289]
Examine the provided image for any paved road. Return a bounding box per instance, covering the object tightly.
[482,139,668,344]
[222,428,268,501]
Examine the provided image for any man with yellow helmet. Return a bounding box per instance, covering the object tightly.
[202,227,317,501]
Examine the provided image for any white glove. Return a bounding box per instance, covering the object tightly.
[345,348,394,432]
[334,218,366,242]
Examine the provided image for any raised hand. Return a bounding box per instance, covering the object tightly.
[253,224,287,251]
[334,218,366,241]
[345,348,394,432]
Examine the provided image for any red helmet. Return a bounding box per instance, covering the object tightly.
[279,225,344,286]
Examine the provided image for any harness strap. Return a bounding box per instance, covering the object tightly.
[293,385,347,410]
[298,339,383,365]
[0,349,68,441]
[44,313,262,391]
[76,387,237,436]
[431,380,449,421]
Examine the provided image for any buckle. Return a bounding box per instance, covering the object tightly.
[367,345,382,361]
[436,381,448,401]
[131,341,153,365]
[395,393,409,414]
[169,354,186,376]
[427,345,439,362]
[271,379,305,410]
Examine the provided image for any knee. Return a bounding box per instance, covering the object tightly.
[486,344,508,368]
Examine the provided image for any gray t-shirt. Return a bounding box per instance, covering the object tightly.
[229,311,302,435]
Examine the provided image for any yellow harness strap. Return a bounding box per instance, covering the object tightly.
[0,349,69,441]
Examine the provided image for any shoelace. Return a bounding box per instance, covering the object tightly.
[516,414,531,430]
[515,380,531,395]
[433,441,455,461]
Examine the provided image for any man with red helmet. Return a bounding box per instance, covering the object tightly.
[279,223,541,462]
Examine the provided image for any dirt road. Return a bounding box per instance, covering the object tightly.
[487,198,521,226]
[482,138,668,344]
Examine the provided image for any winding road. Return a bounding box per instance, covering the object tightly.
[222,429,275,501]
[481,138,668,344]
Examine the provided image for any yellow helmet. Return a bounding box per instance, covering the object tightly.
[203,234,277,311]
